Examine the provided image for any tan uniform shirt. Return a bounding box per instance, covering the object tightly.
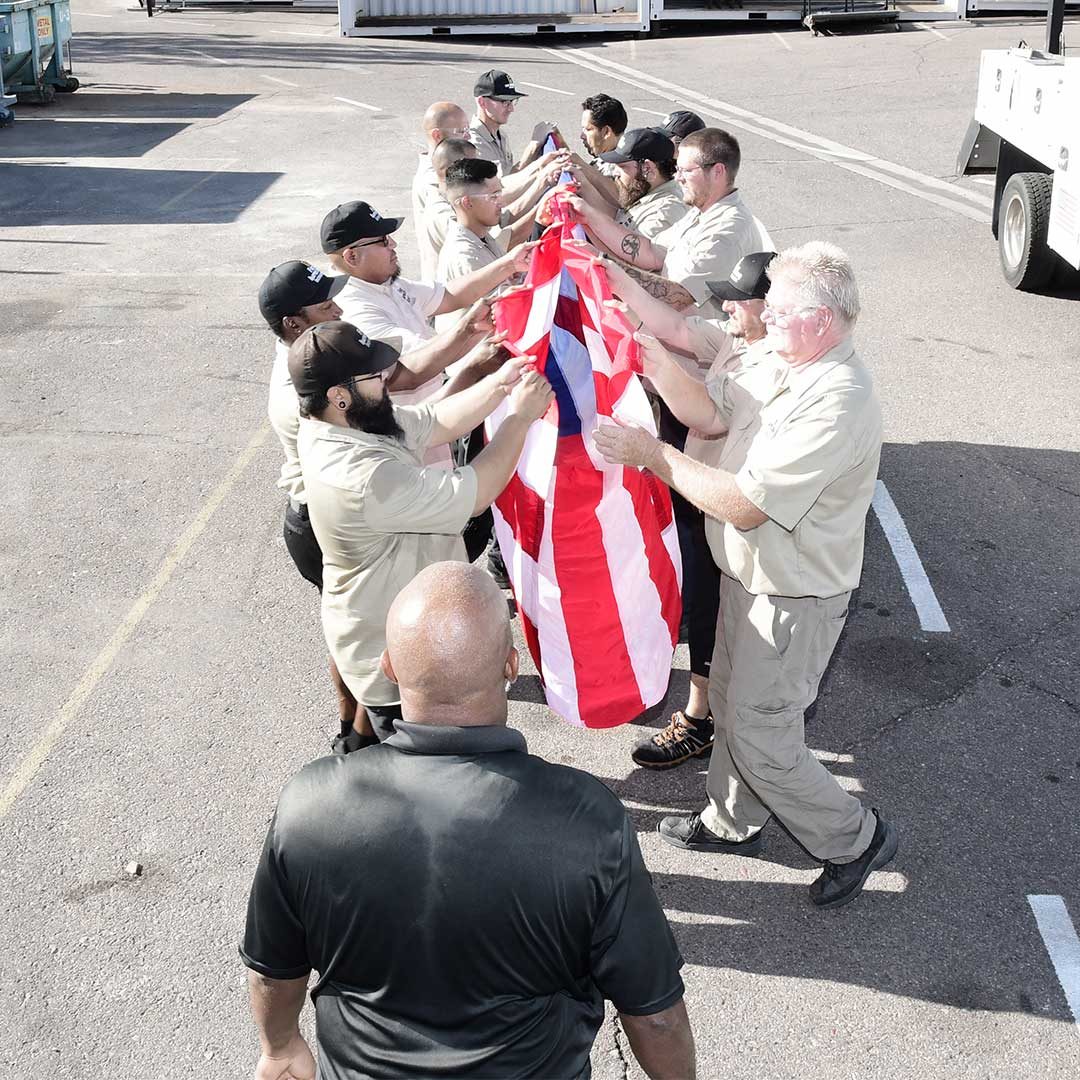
[418,192,456,282]
[434,222,507,334]
[437,221,506,282]
[469,115,515,175]
[299,406,478,705]
[703,339,882,599]
[267,339,305,503]
[658,190,766,320]
[626,179,689,240]
[336,274,451,467]
[411,152,439,239]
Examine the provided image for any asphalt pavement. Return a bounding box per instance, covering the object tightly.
[2,6,1079,1079]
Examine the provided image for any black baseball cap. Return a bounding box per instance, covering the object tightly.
[287,321,400,398]
[706,251,778,303]
[320,201,402,254]
[660,110,706,141]
[599,127,676,165]
[258,260,346,327]
[473,69,527,100]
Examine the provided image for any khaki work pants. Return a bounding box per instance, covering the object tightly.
[701,574,877,863]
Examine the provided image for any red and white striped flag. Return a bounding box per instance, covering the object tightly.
[488,198,682,729]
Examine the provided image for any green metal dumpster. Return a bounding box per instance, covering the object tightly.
[0,0,78,107]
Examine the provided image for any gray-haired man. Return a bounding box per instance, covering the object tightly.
[594,241,898,909]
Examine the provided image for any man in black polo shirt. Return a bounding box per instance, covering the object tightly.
[241,562,694,1080]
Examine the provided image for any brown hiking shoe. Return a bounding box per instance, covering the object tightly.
[631,711,714,770]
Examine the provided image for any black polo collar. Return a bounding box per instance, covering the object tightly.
[385,720,527,756]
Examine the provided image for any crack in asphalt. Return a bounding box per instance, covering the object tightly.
[611,1013,630,1080]
[841,603,1080,754]
[985,456,1080,501]
[1024,680,1080,719]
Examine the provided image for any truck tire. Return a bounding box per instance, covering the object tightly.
[998,171,1055,291]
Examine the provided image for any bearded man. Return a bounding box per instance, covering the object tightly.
[291,321,553,745]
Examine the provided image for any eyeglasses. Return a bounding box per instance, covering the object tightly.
[762,304,820,325]
[454,191,503,205]
[345,236,391,253]
[342,370,390,388]
[674,160,721,177]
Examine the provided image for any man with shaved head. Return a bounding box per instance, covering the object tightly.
[418,136,480,280]
[242,561,696,1080]
[412,100,471,248]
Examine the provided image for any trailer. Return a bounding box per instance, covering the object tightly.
[957,0,1080,288]
[337,0,964,37]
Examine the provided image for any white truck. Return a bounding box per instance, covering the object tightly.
[958,0,1080,289]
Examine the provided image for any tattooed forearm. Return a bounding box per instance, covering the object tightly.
[620,232,642,264]
[622,265,697,311]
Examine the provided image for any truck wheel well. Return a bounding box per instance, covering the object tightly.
[992,141,1052,239]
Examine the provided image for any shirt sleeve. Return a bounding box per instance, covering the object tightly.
[734,407,855,532]
[363,459,478,535]
[391,404,437,452]
[685,316,731,367]
[705,370,738,426]
[340,302,409,355]
[239,815,312,981]
[589,816,685,1016]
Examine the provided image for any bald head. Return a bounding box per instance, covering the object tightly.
[422,101,469,148]
[432,137,478,183]
[384,562,516,724]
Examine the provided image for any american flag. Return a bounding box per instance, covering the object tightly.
[487,195,682,729]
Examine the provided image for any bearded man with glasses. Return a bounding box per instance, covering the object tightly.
[292,321,553,747]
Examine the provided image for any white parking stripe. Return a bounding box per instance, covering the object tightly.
[334,96,381,112]
[518,81,574,96]
[772,32,794,52]
[0,424,271,819]
[914,22,952,42]
[1028,895,1080,1030]
[633,107,668,118]
[260,75,300,88]
[872,482,950,633]
[545,46,992,223]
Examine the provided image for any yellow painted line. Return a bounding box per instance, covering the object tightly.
[0,422,271,819]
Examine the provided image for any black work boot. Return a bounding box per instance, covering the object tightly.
[809,809,898,910]
[632,711,714,770]
[658,813,765,855]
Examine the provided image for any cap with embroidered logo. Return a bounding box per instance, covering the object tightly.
[320,201,403,254]
[258,261,347,327]
[598,127,675,165]
[287,321,400,398]
[473,69,527,101]
[706,251,778,303]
